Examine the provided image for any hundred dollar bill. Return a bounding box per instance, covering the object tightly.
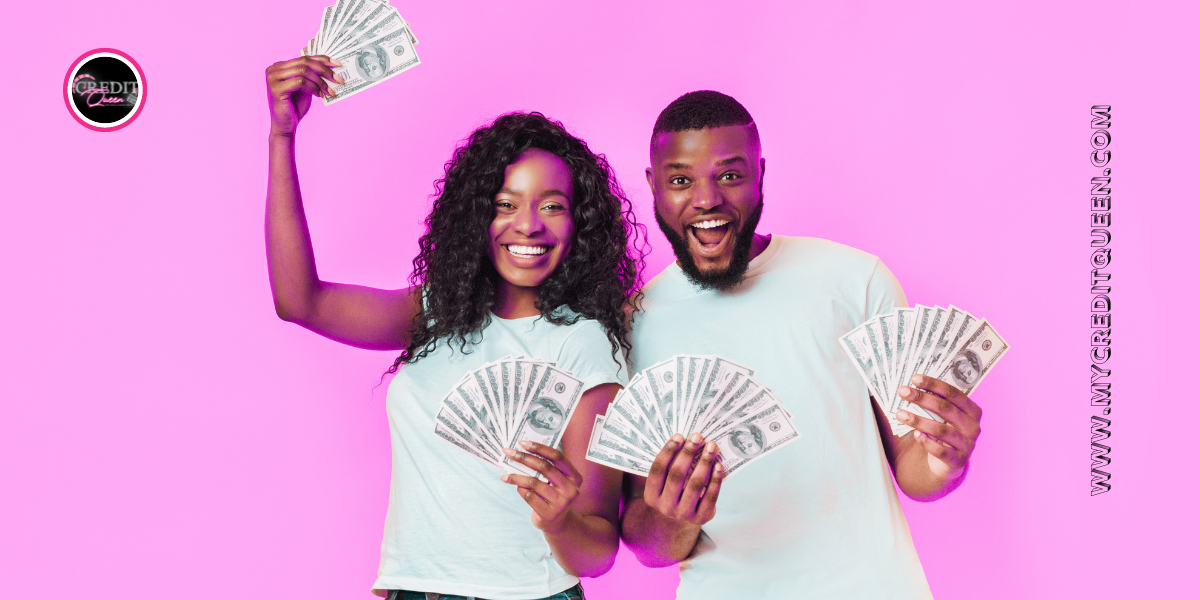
[897,306,946,421]
[934,320,1010,396]
[475,365,506,443]
[929,307,976,377]
[335,5,407,57]
[625,374,669,446]
[879,313,897,400]
[839,326,886,404]
[502,366,584,469]
[434,421,503,471]
[325,26,419,105]
[611,391,664,451]
[686,357,754,438]
[644,358,679,436]
[585,416,652,476]
[600,410,659,460]
[700,374,763,439]
[712,403,800,478]
[435,404,513,471]
[706,385,782,441]
[453,374,506,452]
[891,305,931,415]
[680,355,713,435]
[439,392,502,461]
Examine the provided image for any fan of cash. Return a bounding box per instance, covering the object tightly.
[839,305,1010,437]
[433,356,585,476]
[302,0,421,105]
[586,355,800,479]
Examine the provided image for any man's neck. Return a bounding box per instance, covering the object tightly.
[749,233,772,262]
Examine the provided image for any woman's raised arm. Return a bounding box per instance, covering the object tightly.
[265,56,421,351]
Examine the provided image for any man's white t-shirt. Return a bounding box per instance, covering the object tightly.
[630,235,933,599]
[373,313,627,599]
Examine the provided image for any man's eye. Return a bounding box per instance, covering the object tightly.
[670,176,688,185]
[719,172,741,181]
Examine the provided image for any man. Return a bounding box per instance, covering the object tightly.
[621,91,983,598]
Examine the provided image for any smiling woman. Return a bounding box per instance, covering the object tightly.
[264,56,645,600]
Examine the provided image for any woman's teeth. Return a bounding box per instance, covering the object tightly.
[506,245,548,257]
[692,219,731,229]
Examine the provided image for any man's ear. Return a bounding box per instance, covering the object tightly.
[645,167,655,197]
[759,158,766,196]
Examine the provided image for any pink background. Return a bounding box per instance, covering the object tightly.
[2,1,1192,598]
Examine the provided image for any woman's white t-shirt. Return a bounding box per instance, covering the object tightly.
[372,313,627,599]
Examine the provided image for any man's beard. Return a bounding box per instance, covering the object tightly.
[655,197,763,292]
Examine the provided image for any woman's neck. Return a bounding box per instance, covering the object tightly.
[492,282,541,319]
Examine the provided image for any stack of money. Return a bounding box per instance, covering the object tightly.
[585,355,800,479]
[302,0,421,104]
[433,356,585,476]
[839,305,1010,437]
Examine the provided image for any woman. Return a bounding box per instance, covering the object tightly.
[265,56,642,599]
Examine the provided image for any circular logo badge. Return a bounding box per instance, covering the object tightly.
[64,48,147,131]
[769,422,781,432]
[981,340,992,351]
[554,382,565,394]
[663,372,673,383]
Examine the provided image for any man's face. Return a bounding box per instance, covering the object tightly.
[647,125,764,291]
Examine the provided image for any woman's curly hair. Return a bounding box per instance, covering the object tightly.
[387,112,646,373]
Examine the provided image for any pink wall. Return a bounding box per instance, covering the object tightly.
[1,1,1192,598]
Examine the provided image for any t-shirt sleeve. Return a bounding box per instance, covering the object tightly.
[865,259,908,318]
[555,320,630,391]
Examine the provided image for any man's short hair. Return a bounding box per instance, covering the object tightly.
[652,90,759,149]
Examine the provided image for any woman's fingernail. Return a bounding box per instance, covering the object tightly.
[897,410,911,422]
[331,59,343,67]
[500,474,510,483]
[912,374,925,385]
[502,448,515,457]
[899,386,911,398]
[519,440,533,449]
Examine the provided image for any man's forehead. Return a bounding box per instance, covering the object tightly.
[651,125,760,167]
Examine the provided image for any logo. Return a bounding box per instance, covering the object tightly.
[982,340,992,351]
[554,382,565,394]
[64,48,147,131]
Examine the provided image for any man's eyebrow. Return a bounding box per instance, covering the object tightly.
[717,156,748,166]
[665,162,692,170]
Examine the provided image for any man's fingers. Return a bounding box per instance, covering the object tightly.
[916,432,966,472]
[664,434,705,502]
[911,374,982,423]
[898,384,968,431]
[695,462,725,523]
[503,474,561,505]
[897,409,969,454]
[646,434,684,501]
[678,441,718,513]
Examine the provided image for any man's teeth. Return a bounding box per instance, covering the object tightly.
[506,245,548,256]
[692,219,731,229]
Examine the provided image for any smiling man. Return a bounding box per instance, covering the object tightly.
[621,91,983,599]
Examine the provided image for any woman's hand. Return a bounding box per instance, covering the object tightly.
[501,441,584,535]
[265,56,344,136]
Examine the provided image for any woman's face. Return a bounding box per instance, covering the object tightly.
[488,148,575,290]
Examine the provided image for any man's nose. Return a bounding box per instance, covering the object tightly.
[689,179,724,211]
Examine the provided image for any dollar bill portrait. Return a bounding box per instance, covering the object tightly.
[527,397,566,435]
[949,350,983,389]
[729,424,765,458]
[355,44,389,81]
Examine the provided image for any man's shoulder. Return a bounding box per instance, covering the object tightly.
[767,235,882,273]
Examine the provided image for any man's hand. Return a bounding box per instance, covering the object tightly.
[896,374,982,480]
[643,433,724,525]
[500,441,585,535]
